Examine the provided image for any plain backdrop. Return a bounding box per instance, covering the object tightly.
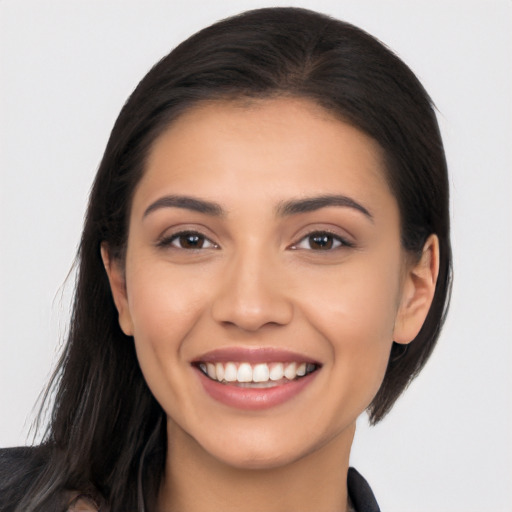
[1,1,511,511]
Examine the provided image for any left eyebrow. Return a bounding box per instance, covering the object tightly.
[275,194,373,221]
[143,195,226,218]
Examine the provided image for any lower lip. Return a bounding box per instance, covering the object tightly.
[196,368,318,410]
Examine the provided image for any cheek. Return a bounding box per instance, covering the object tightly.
[297,255,402,403]
[127,256,207,337]
[124,259,208,394]
[301,255,401,338]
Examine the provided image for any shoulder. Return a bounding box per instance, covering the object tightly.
[0,445,50,511]
[0,446,102,512]
[347,467,381,512]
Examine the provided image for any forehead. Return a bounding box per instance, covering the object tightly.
[135,97,395,216]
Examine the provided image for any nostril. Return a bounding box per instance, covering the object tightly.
[210,256,294,330]
[211,291,294,331]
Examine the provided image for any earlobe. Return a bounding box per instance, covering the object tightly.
[100,244,134,336]
[393,234,440,345]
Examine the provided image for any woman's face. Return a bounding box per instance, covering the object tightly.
[106,97,423,470]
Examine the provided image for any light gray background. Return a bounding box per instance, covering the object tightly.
[1,1,511,511]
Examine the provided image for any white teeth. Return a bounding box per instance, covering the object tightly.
[206,363,216,380]
[284,362,297,380]
[237,363,253,382]
[224,362,238,382]
[198,360,317,384]
[252,363,270,382]
[269,363,284,381]
[215,362,225,381]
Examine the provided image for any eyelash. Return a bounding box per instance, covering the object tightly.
[157,230,353,251]
[290,231,354,251]
[157,231,218,250]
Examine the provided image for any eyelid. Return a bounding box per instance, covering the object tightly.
[156,229,220,250]
[288,229,355,250]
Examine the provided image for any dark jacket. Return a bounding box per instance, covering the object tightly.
[0,446,380,511]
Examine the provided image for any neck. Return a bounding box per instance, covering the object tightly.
[157,420,355,512]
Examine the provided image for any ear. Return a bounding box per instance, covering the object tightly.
[393,234,440,345]
[100,244,134,336]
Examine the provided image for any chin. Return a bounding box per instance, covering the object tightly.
[197,423,341,473]
[212,445,307,471]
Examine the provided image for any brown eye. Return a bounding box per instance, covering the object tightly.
[308,234,334,250]
[177,233,205,249]
[291,231,351,251]
[159,231,218,250]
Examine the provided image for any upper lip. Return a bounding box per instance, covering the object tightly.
[192,347,320,365]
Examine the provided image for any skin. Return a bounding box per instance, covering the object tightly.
[103,97,439,512]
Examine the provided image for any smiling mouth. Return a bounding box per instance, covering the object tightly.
[195,361,319,388]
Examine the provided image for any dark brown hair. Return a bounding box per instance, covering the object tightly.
[14,7,451,511]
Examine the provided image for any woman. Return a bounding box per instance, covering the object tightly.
[0,7,451,512]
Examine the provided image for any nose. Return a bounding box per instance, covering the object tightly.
[211,249,294,332]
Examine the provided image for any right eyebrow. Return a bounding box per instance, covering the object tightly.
[275,194,373,222]
[143,195,226,219]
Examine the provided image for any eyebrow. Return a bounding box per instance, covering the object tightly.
[143,193,373,221]
[276,194,373,221]
[143,195,225,218]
